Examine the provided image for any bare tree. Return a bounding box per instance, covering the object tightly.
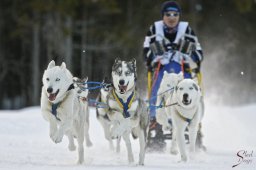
[31,12,40,105]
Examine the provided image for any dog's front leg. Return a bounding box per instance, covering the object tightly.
[156,108,171,131]
[53,118,72,143]
[110,121,121,139]
[84,106,92,147]
[138,127,146,165]
[116,118,134,136]
[189,122,199,153]
[175,120,188,162]
[76,122,85,164]
[170,127,178,155]
[49,117,58,142]
[122,131,134,164]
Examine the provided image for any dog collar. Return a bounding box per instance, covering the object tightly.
[112,90,136,118]
[67,83,74,91]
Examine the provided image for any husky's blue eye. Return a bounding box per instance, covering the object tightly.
[125,71,131,76]
[56,78,60,81]
[179,87,183,91]
[189,87,193,90]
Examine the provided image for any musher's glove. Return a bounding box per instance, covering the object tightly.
[191,53,200,63]
[151,52,172,66]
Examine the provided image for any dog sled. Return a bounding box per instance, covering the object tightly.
[146,34,206,152]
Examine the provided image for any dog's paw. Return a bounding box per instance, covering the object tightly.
[49,131,57,139]
[77,158,84,165]
[51,133,63,143]
[86,140,93,147]
[111,126,122,138]
[178,155,188,163]
[111,129,120,139]
[68,143,76,151]
[170,148,178,155]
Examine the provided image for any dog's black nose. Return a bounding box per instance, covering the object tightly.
[119,79,125,85]
[47,87,53,93]
[183,93,189,100]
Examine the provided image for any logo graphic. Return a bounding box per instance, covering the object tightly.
[232,150,253,168]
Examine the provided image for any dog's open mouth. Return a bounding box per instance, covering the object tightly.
[182,99,192,105]
[118,84,128,94]
[48,89,59,101]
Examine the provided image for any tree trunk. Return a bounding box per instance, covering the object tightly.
[32,19,40,105]
[64,16,73,71]
[81,11,87,78]
[189,0,197,31]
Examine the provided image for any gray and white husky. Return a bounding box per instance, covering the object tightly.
[96,58,149,165]
[40,60,92,164]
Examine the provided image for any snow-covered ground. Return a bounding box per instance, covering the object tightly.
[0,101,255,170]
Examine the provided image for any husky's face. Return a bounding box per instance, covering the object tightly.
[175,79,201,108]
[111,58,136,94]
[161,71,183,93]
[42,60,73,102]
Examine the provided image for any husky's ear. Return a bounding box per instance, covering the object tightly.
[178,71,184,81]
[130,58,137,81]
[131,58,136,66]
[114,57,121,64]
[164,71,168,75]
[82,77,88,83]
[73,77,78,81]
[47,60,55,69]
[175,85,179,91]
[112,58,122,71]
[192,83,199,91]
[60,62,66,69]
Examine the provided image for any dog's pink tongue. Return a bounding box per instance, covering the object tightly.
[119,85,127,93]
[49,94,56,101]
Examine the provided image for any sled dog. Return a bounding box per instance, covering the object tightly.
[155,71,183,131]
[96,58,149,165]
[165,78,204,162]
[40,60,92,164]
[96,79,122,152]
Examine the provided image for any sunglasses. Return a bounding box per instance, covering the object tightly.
[164,13,179,17]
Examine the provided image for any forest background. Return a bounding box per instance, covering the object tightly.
[0,0,255,109]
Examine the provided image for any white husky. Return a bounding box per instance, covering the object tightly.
[165,78,204,162]
[97,58,149,165]
[40,60,92,164]
[155,71,183,131]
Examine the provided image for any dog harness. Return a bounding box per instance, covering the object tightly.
[177,111,192,124]
[51,102,61,121]
[112,90,136,118]
[176,106,198,125]
[51,83,75,121]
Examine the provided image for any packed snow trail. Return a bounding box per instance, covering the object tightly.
[0,102,255,170]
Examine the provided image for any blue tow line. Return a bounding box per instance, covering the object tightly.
[78,81,112,91]
[146,87,174,110]
[88,99,109,108]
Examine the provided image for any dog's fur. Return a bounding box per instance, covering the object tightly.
[155,71,183,131]
[165,78,204,162]
[40,60,92,164]
[96,58,149,165]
